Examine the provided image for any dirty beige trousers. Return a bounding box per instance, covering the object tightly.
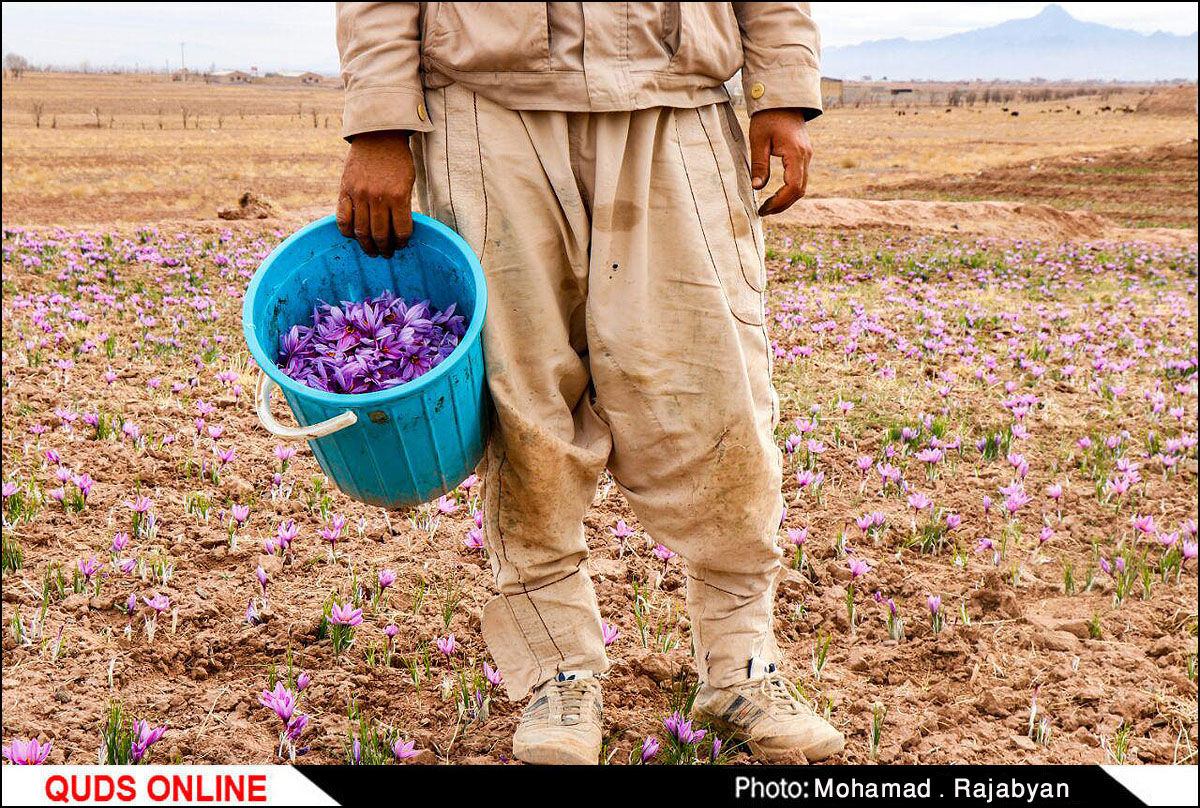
[414,84,785,701]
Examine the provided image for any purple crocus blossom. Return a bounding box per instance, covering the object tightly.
[328,602,363,627]
[143,593,170,613]
[259,682,298,723]
[3,737,52,765]
[392,738,418,762]
[663,711,706,745]
[277,292,467,394]
[848,558,871,578]
[602,621,619,647]
[129,721,167,763]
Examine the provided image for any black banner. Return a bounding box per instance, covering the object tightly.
[297,764,1149,807]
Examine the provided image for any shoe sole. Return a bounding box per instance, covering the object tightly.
[512,738,599,765]
[696,713,845,763]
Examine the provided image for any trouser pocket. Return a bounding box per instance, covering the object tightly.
[672,106,766,327]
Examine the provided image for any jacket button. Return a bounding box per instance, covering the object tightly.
[417,103,427,122]
[750,82,766,100]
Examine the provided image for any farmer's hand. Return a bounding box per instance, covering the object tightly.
[337,130,415,258]
[748,109,814,216]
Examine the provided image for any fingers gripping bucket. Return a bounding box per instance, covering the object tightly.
[242,214,489,508]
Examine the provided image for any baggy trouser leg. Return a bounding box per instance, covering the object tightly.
[686,567,784,687]
[416,85,611,701]
[581,102,786,687]
[480,568,608,701]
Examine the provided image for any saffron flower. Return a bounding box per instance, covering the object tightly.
[276,293,467,394]
[436,634,456,656]
[327,601,362,654]
[462,527,484,550]
[663,712,706,745]
[392,738,419,762]
[907,492,932,512]
[848,558,871,579]
[329,602,363,626]
[602,621,619,647]
[640,736,660,763]
[276,520,299,552]
[927,594,944,634]
[3,737,52,765]
[77,556,101,582]
[274,445,296,471]
[143,593,170,612]
[130,721,167,763]
[259,682,298,723]
[319,514,346,555]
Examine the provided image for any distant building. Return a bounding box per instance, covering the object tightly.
[276,70,325,85]
[820,76,844,106]
[209,69,254,84]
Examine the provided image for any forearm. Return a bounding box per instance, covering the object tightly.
[337,1,431,139]
[733,2,823,120]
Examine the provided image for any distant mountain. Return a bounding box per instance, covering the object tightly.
[821,4,1198,81]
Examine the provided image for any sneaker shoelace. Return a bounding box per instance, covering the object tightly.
[557,678,596,723]
[755,671,810,717]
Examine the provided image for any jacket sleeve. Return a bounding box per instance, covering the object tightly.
[337,1,433,138]
[733,2,823,119]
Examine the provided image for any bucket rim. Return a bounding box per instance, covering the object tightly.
[241,213,487,408]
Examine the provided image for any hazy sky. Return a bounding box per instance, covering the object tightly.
[2,2,1197,73]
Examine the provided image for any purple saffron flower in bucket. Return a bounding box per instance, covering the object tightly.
[275,292,467,395]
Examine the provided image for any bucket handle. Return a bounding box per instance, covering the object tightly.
[256,371,357,440]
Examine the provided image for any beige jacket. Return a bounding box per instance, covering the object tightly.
[337,2,822,138]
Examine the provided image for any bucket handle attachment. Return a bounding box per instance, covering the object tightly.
[256,371,357,440]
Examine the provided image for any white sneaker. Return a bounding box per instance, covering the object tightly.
[692,659,844,762]
[512,671,603,765]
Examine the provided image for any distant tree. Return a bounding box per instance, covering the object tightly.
[5,52,30,78]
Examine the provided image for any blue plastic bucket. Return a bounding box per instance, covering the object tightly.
[242,214,488,508]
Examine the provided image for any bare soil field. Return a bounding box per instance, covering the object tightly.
[1,222,1196,765]
[866,140,1199,230]
[1,73,1196,768]
[3,73,1197,226]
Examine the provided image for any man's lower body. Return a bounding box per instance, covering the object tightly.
[414,85,842,763]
